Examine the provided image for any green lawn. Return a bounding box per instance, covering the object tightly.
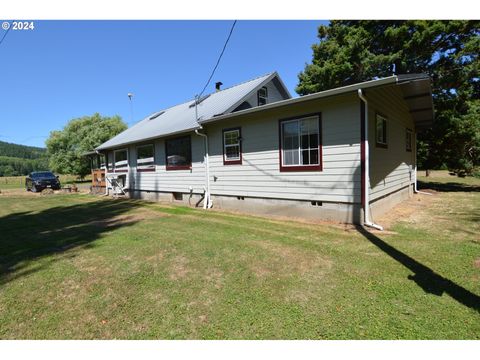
[0,175,90,190]
[0,174,479,339]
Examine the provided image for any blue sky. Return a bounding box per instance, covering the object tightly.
[0,20,326,147]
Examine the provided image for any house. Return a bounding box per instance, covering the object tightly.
[95,72,434,227]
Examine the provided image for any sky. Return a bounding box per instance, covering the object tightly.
[0,20,327,148]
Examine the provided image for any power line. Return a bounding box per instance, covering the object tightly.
[0,21,13,48]
[197,20,237,99]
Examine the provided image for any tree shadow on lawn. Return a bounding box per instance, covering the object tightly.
[356,226,480,313]
[417,180,480,193]
[0,198,143,285]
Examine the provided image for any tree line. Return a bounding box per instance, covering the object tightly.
[0,156,49,177]
[0,140,47,159]
[296,20,479,176]
[0,115,126,178]
[0,141,49,176]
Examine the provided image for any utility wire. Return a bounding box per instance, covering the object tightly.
[197,20,237,99]
[0,21,13,48]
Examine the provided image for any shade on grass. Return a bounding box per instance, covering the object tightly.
[0,174,479,339]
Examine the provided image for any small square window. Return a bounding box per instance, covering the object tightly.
[165,136,192,170]
[376,114,388,148]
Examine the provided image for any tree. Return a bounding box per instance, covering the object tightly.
[297,21,480,175]
[46,113,127,178]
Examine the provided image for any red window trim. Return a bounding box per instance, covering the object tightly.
[136,143,156,172]
[375,113,388,149]
[137,167,156,172]
[278,113,323,172]
[222,127,242,165]
[165,135,192,171]
[166,165,192,171]
[112,169,128,173]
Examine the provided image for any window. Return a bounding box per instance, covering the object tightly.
[406,129,413,152]
[257,86,268,106]
[114,149,128,172]
[376,114,388,148]
[223,128,242,165]
[107,151,113,171]
[279,114,322,172]
[99,154,106,170]
[137,144,155,171]
[91,153,105,170]
[165,135,192,170]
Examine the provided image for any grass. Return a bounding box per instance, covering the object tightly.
[0,175,91,189]
[0,172,478,339]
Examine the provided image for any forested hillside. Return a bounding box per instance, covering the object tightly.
[0,141,49,176]
[0,141,47,159]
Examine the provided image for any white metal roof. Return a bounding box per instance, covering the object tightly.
[96,72,286,150]
[96,72,434,151]
[200,74,434,130]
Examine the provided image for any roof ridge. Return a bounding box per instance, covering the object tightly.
[206,71,276,95]
[133,72,277,126]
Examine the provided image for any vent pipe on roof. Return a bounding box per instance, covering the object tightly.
[215,82,223,92]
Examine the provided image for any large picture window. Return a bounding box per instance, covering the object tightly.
[376,114,388,148]
[136,144,155,171]
[165,135,192,170]
[279,114,322,172]
[114,149,128,172]
[223,127,242,165]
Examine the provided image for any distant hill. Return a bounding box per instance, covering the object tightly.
[0,140,47,159]
[0,141,49,176]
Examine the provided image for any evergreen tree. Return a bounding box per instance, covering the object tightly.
[297,21,479,175]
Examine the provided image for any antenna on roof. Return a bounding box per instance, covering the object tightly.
[127,92,134,125]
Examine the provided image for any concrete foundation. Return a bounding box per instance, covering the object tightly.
[128,189,361,223]
[369,184,413,221]
[127,185,413,225]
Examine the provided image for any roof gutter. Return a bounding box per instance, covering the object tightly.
[200,76,398,125]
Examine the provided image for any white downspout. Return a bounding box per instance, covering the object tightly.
[195,129,212,209]
[413,132,432,195]
[358,89,383,231]
[194,95,212,209]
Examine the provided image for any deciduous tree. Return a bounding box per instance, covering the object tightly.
[46,113,127,178]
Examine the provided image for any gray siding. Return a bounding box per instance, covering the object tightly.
[206,94,361,203]
[105,94,362,204]
[368,85,415,200]
[129,135,207,194]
